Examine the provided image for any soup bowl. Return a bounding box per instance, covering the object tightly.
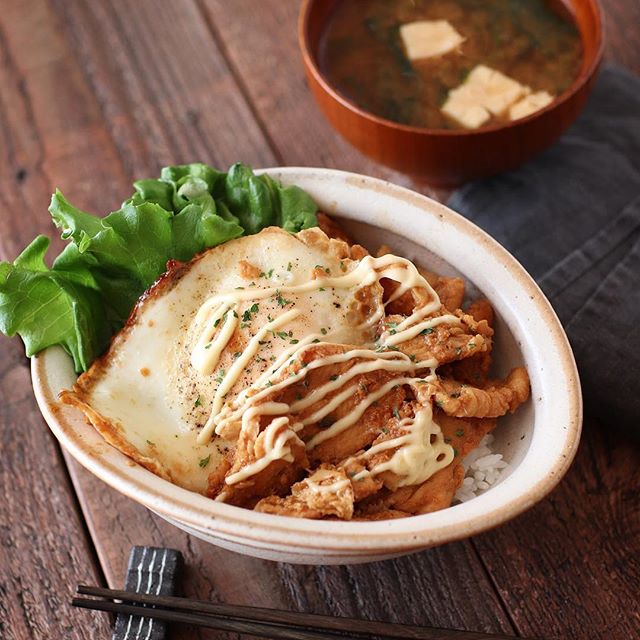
[299,0,604,187]
[31,168,582,564]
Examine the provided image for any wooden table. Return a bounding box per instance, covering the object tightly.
[1,1,639,638]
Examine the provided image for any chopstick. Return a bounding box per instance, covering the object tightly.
[73,585,531,640]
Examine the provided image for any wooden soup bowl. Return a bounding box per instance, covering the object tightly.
[299,0,604,187]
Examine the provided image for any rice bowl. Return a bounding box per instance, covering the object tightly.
[32,167,582,564]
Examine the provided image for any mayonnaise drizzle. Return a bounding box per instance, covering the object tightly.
[189,252,460,487]
[225,416,303,485]
[359,404,454,486]
[303,469,352,495]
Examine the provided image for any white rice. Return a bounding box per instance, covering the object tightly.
[453,434,509,503]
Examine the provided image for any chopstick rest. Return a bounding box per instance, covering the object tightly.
[112,546,182,640]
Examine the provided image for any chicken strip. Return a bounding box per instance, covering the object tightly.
[436,411,497,458]
[266,343,412,464]
[214,415,308,508]
[443,299,495,385]
[255,466,355,520]
[316,212,355,246]
[394,317,492,365]
[421,367,530,418]
[354,462,465,517]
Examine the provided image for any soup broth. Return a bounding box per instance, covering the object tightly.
[319,0,583,129]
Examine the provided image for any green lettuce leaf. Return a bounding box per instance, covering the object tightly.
[0,237,110,370]
[0,163,318,371]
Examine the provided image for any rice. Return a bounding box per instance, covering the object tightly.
[453,434,509,503]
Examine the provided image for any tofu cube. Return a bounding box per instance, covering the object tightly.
[464,65,528,116]
[400,20,465,61]
[509,90,555,120]
[441,65,530,129]
[441,86,491,129]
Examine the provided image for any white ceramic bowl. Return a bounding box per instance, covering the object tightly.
[32,168,582,564]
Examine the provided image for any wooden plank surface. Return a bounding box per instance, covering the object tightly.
[0,0,638,638]
[0,3,114,638]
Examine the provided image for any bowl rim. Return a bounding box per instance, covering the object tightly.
[32,167,583,555]
[297,0,604,137]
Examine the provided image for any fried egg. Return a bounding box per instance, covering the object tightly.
[61,228,380,493]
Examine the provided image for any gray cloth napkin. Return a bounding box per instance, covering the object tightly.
[448,65,640,435]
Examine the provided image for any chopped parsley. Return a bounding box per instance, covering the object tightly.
[215,369,226,384]
[194,395,202,407]
[146,439,155,446]
[242,303,259,323]
[287,262,293,271]
[329,374,339,381]
[392,407,401,419]
[290,339,299,344]
[274,289,293,307]
[455,428,465,437]
[276,330,288,339]
[320,327,328,335]
[213,318,221,328]
[312,338,320,343]
[420,327,435,335]
[198,454,211,468]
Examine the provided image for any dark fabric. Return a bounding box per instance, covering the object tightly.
[448,65,640,435]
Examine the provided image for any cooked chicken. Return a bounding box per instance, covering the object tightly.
[444,300,494,385]
[317,212,355,245]
[395,318,492,365]
[256,466,355,519]
[354,462,465,517]
[214,415,308,508]
[423,368,530,418]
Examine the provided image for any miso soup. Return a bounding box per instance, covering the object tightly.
[318,0,583,130]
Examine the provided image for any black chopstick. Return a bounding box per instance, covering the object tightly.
[72,597,354,640]
[74,585,531,640]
